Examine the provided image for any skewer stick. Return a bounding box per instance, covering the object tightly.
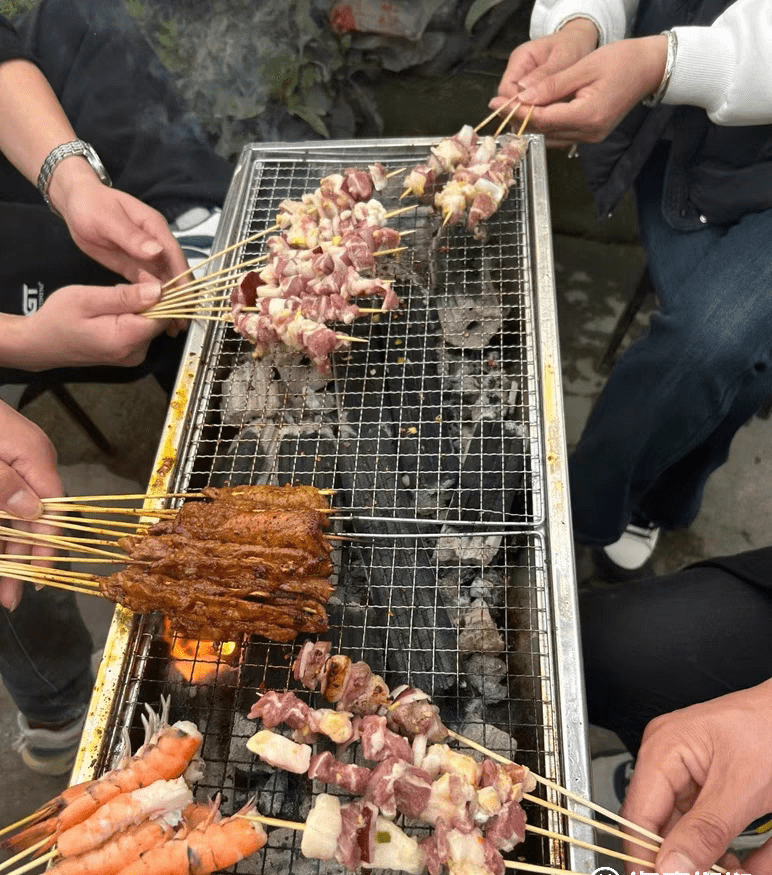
[447,730,665,845]
[144,312,232,323]
[0,526,123,558]
[0,837,51,873]
[374,246,408,257]
[40,493,194,503]
[7,515,140,538]
[14,513,148,532]
[162,225,280,290]
[0,810,46,838]
[518,105,535,137]
[386,166,407,178]
[2,848,57,875]
[0,560,102,582]
[154,255,270,307]
[335,335,368,344]
[495,103,521,138]
[525,824,652,868]
[1,554,138,564]
[475,93,521,132]
[38,504,175,518]
[503,862,586,875]
[384,204,419,220]
[0,571,102,598]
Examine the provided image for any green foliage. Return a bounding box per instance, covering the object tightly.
[0,0,38,18]
[152,16,191,74]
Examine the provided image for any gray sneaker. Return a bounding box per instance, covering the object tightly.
[14,712,87,776]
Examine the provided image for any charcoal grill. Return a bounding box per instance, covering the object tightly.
[72,137,593,873]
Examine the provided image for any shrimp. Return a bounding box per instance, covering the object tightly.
[56,777,192,858]
[47,817,177,875]
[117,802,267,875]
[2,698,203,853]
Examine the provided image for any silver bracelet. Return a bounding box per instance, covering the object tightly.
[642,30,678,108]
[36,140,112,218]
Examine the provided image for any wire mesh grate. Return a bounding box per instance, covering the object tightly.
[83,139,584,874]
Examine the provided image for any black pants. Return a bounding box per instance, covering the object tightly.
[0,0,232,315]
[580,546,772,754]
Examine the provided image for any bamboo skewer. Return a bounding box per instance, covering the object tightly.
[3,849,57,875]
[0,811,45,839]
[475,93,521,132]
[495,103,521,138]
[518,105,535,137]
[0,526,123,558]
[163,225,280,291]
[525,824,651,868]
[447,730,663,846]
[239,814,593,875]
[384,204,419,220]
[0,838,51,873]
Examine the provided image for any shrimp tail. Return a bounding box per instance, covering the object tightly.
[1,818,58,854]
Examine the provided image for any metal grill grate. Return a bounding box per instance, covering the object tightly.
[74,138,591,875]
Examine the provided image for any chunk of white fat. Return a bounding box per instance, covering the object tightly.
[246,729,311,774]
[302,793,341,861]
[362,816,425,875]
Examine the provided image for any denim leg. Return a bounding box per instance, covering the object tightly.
[0,584,93,724]
[570,153,772,545]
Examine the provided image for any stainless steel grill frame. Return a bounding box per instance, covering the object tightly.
[73,136,593,873]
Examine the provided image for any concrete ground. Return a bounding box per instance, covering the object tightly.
[2,58,771,861]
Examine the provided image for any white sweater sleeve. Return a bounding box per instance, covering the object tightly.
[666,0,772,125]
[529,0,639,45]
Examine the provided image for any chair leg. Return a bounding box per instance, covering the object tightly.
[49,384,116,456]
[597,267,655,374]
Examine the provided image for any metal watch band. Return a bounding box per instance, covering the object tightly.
[36,140,113,218]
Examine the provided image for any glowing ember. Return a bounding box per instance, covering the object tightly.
[163,618,242,684]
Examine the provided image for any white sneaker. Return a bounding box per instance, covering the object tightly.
[591,751,634,818]
[170,206,222,274]
[601,521,660,574]
[14,711,87,776]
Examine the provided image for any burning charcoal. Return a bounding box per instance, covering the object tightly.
[333,330,460,695]
[459,599,505,654]
[210,423,282,487]
[258,767,289,816]
[276,425,337,492]
[222,357,282,426]
[468,570,505,606]
[464,653,509,704]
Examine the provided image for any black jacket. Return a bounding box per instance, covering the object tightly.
[579,0,772,228]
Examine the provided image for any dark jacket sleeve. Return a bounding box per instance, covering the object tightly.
[0,14,37,65]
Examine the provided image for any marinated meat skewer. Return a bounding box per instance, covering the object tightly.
[102,485,337,643]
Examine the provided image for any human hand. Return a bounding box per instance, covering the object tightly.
[0,402,62,611]
[18,281,170,371]
[622,680,772,874]
[500,35,668,145]
[489,19,599,116]
[49,160,192,286]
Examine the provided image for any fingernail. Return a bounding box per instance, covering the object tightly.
[519,89,535,103]
[140,282,162,305]
[7,489,41,519]
[659,851,697,875]
[141,240,163,257]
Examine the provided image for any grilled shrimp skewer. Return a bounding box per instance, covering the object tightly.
[1,698,203,854]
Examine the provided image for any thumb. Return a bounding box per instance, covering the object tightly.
[119,223,164,260]
[0,472,42,520]
[88,282,162,316]
[656,799,741,874]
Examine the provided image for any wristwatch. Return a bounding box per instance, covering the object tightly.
[37,140,112,218]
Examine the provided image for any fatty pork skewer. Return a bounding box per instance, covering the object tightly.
[290,643,675,855]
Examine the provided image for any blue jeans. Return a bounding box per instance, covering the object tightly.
[0,585,93,724]
[570,146,772,545]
